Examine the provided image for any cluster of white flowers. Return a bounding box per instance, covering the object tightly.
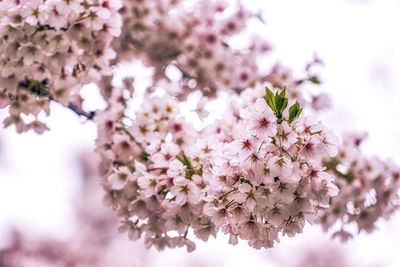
[1,0,399,253]
[96,86,206,251]
[0,0,122,132]
[203,93,339,248]
[0,0,324,133]
[95,83,341,250]
[318,132,400,240]
[114,0,270,98]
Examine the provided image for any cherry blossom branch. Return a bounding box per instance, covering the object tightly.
[49,96,96,121]
[3,88,95,123]
[115,126,146,152]
[65,101,96,121]
[16,77,96,121]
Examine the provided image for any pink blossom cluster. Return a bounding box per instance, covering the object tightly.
[0,0,398,254]
[0,0,325,133]
[96,86,209,251]
[202,87,339,248]
[114,0,271,98]
[0,0,122,132]
[318,132,400,240]
[95,83,339,250]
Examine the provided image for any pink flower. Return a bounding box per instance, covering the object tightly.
[277,122,297,150]
[170,177,200,205]
[46,0,71,29]
[267,156,294,183]
[300,135,322,160]
[231,183,257,211]
[151,143,180,168]
[28,120,49,134]
[242,98,277,138]
[21,0,48,26]
[320,131,339,157]
[138,173,160,198]
[108,167,133,190]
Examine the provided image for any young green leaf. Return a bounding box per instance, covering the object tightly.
[273,89,289,124]
[274,90,282,111]
[279,88,286,98]
[182,153,193,170]
[176,154,193,170]
[265,86,277,113]
[139,151,150,162]
[281,97,288,112]
[274,89,288,113]
[176,155,184,164]
[308,75,321,84]
[19,77,50,97]
[288,102,302,123]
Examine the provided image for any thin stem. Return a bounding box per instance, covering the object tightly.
[48,95,96,120]
[225,199,236,209]
[115,126,146,152]
[219,188,237,200]
[6,83,96,121]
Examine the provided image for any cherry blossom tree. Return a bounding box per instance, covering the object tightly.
[0,0,399,253]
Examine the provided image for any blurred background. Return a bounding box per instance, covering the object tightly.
[1,0,400,266]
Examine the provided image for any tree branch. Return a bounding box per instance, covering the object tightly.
[51,98,96,121]
[15,77,96,121]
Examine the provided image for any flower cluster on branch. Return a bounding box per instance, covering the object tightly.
[0,0,122,132]
[95,84,341,250]
[0,0,399,253]
[318,132,400,240]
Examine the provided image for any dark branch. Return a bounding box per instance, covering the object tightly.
[66,102,96,120]
[16,77,96,121]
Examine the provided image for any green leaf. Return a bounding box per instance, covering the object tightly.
[310,130,322,136]
[288,102,302,123]
[272,89,289,124]
[197,165,203,176]
[276,87,286,98]
[325,159,340,171]
[288,103,298,122]
[274,91,280,109]
[182,153,192,170]
[279,88,286,99]
[176,154,193,170]
[281,97,288,112]
[139,151,150,162]
[159,185,169,197]
[176,155,184,164]
[18,78,50,97]
[275,89,289,113]
[308,75,321,84]
[265,86,277,113]
[274,91,281,111]
[241,178,251,185]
